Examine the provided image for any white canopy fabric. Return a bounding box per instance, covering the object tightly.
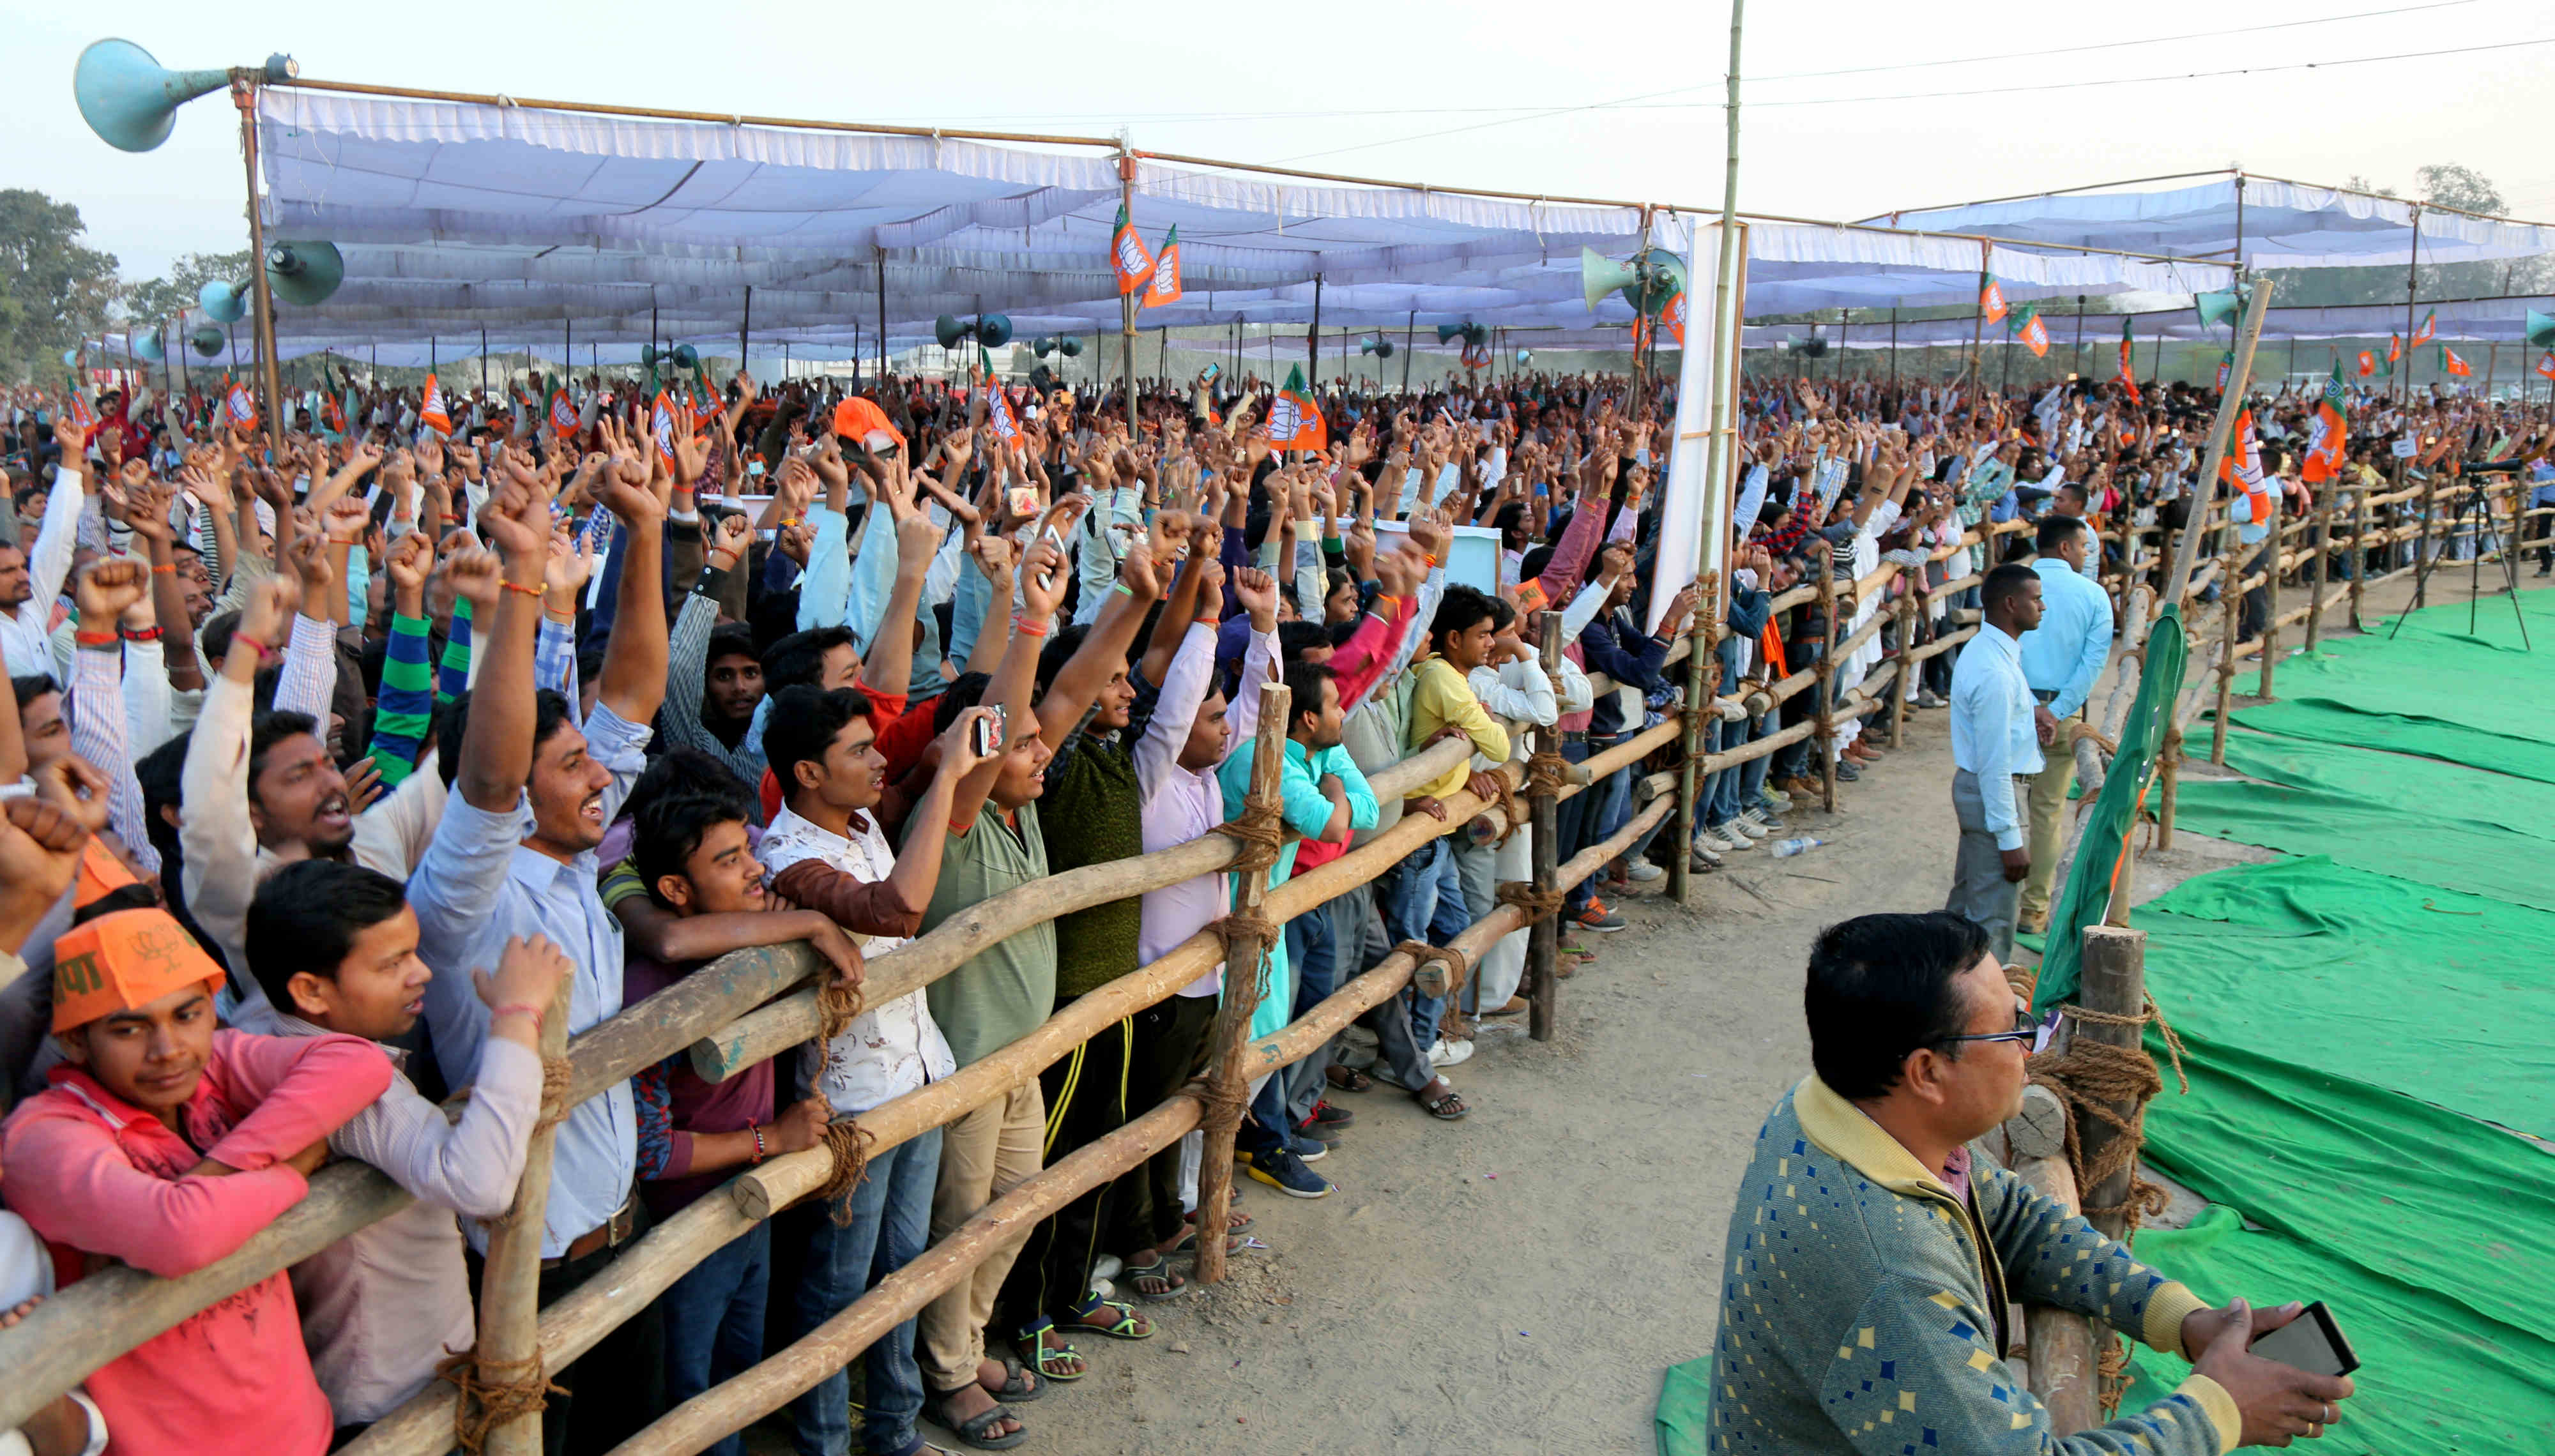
[1863,173,2555,273]
[1738,294,2555,351]
[226,85,2232,355]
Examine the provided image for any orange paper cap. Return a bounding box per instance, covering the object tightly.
[830,397,907,452]
[52,908,227,1034]
[75,839,140,910]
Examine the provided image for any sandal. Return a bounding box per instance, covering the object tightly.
[1069,1298,1154,1341]
[924,1390,1026,1451]
[1120,1253,1190,1302]
[1415,1081,1470,1121]
[1013,1324,1085,1383]
[1325,1063,1375,1093]
[981,1355,1042,1403]
[1180,1207,1255,1236]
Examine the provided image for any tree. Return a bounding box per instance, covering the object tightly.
[0,190,121,386]
[120,249,254,333]
[2414,163,2504,217]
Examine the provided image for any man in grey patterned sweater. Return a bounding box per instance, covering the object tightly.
[1692,912,2354,1455]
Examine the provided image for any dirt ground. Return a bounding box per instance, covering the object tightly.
[1012,563,2506,1456]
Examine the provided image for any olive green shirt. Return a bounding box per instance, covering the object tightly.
[909,799,1056,1067]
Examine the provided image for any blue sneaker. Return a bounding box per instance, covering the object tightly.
[1288,1132,1331,1160]
[1245,1148,1336,1199]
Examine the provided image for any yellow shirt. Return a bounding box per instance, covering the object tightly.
[1405,658,1511,801]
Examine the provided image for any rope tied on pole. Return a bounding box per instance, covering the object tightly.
[1214,802,1286,881]
[2025,997,2188,1231]
[812,1119,874,1223]
[435,1349,565,1455]
[1494,881,1565,921]
[478,1058,572,1229]
[1393,940,1472,999]
[1522,747,1571,800]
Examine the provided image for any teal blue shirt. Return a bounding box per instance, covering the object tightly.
[1216,737,1378,1039]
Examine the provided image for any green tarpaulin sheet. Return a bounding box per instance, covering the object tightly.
[2121,1206,2555,1455]
[2224,588,2555,782]
[2216,732,2555,844]
[2170,775,2555,913]
[2128,857,2555,1139]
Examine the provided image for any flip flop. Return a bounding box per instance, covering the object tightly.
[923,1389,1026,1451]
[1120,1253,1191,1303]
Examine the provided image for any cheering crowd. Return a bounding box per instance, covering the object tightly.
[0,347,2547,1456]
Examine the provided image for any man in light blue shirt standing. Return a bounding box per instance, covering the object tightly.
[2016,515,2116,934]
[409,455,672,1455]
[1944,563,2045,962]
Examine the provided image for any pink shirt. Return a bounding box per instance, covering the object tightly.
[1,1027,393,1456]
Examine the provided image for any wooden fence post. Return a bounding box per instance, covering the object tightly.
[1888,592,1914,748]
[2072,924,2151,1243]
[2005,1091,2100,1436]
[2154,727,2179,853]
[1669,588,1711,908]
[2414,473,2436,609]
[2258,517,2283,702]
[2209,510,2237,768]
[1529,609,1564,1040]
[473,973,576,1456]
[2303,472,2336,655]
[2348,483,2370,632]
[1191,678,1290,1288]
[1815,549,1838,814]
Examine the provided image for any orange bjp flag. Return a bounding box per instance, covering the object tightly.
[1141,225,1184,310]
[1111,206,1157,297]
[418,374,453,436]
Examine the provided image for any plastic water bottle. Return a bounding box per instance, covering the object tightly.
[1769,837,1824,858]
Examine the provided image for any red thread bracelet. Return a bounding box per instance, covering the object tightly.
[232,632,274,662]
[490,1001,545,1033]
[1011,614,1050,637]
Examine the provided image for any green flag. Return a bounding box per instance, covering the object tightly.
[2033,605,2189,1016]
[2195,291,2241,330]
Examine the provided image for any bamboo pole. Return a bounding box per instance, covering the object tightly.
[1194,678,1291,1287]
[2154,727,2180,854]
[233,82,287,458]
[1529,609,1564,1042]
[475,971,576,1456]
[1816,547,1838,813]
[2162,282,2275,604]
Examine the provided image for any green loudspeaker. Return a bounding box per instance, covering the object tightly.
[1058,336,1083,358]
[1582,246,1687,316]
[1361,337,1394,358]
[2528,310,2555,348]
[133,328,165,363]
[1033,336,1060,357]
[264,241,344,307]
[1435,322,1488,347]
[1516,349,1532,365]
[934,314,969,350]
[190,326,225,358]
[74,38,293,153]
[978,314,1012,348]
[671,344,699,370]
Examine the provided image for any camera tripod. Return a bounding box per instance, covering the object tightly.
[2388,480,2531,650]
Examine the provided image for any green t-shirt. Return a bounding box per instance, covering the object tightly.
[909,799,1056,1066]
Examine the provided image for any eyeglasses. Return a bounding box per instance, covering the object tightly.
[1937,997,2039,1050]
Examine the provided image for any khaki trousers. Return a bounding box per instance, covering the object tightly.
[916,1079,1044,1393]
[2018,715,2078,926]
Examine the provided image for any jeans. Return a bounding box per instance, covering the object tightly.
[659,1223,770,1456]
[1279,904,1339,1127]
[789,1129,943,1456]
[1556,739,1600,913]
[1335,881,1437,1092]
[1375,837,1470,1051]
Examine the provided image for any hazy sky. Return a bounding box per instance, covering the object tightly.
[15,0,2554,282]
